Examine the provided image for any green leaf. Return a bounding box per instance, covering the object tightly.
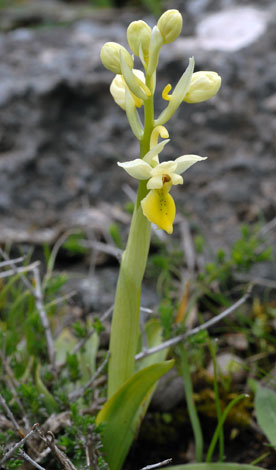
[255,385,276,447]
[136,318,168,371]
[35,363,59,413]
[55,328,77,366]
[133,319,169,444]
[166,464,266,470]
[78,332,99,384]
[96,360,174,470]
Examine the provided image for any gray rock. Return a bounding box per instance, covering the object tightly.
[207,352,246,383]
[0,0,275,261]
[151,368,185,411]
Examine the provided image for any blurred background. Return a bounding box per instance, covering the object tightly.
[0,0,275,260]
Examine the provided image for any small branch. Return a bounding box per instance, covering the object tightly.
[259,215,276,235]
[135,285,252,361]
[0,392,24,437]
[0,261,40,280]
[44,290,77,309]
[0,361,30,429]
[33,266,56,371]
[0,248,36,295]
[82,240,123,261]
[0,256,25,268]
[140,306,153,314]
[140,458,172,470]
[69,352,110,402]
[0,425,38,466]
[234,273,276,289]
[18,450,46,470]
[36,429,78,470]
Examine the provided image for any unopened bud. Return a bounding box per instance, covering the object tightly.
[184,71,221,103]
[110,70,145,110]
[100,42,133,74]
[127,20,152,60]
[157,9,183,44]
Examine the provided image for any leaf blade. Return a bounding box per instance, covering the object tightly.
[96,359,174,470]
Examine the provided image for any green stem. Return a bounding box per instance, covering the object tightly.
[206,394,246,463]
[209,340,224,462]
[107,88,154,399]
[178,344,203,462]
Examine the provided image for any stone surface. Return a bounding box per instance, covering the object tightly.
[207,352,246,382]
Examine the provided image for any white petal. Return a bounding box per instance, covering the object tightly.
[147,175,163,189]
[117,159,152,180]
[143,139,170,164]
[175,155,207,174]
[171,174,183,185]
[110,74,126,110]
[151,160,177,176]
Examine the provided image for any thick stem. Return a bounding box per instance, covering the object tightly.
[107,89,154,399]
[107,193,151,398]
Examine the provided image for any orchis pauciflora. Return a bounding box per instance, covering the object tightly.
[97,10,221,470]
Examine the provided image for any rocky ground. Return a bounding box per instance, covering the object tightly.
[0,0,275,302]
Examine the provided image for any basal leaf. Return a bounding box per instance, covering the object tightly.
[96,359,174,470]
[255,385,276,447]
[166,463,266,470]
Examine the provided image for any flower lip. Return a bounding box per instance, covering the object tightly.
[162,175,171,184]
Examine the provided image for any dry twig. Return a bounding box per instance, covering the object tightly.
[0,261,40,280]
[0,392,24,437]
[69,352,110,402]
[0,425,38,467]
[0,256,25,268]
[36,429,78,470]
[135,285,253,361]
[82,240,123,261]
[140,458,172,470]
[33,265,56,371]
[18,450,46,470]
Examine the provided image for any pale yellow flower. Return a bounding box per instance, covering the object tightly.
[110,70,145,110]
[118,146,206,233]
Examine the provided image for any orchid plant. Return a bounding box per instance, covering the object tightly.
[97,9,222,470]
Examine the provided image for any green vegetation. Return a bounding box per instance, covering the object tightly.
[0,220,275,468]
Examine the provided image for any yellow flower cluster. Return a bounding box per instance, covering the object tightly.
[100,10,221,233]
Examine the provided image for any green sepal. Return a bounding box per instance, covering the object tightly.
[155,57,194,126]
[120,53,149,101]
[143,138,170,164]
[125,87,144,140]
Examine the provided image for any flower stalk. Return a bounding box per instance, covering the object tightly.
[107,73,154,398]
[99,10,221,466]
